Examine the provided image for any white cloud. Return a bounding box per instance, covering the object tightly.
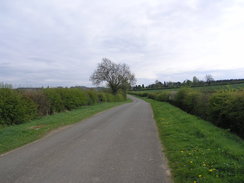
[0,0,244,87]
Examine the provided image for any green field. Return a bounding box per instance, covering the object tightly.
[131,82,244,93]
[143,97,244,183]
[0,100,130,154]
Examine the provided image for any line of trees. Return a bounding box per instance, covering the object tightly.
[133,75,244,90]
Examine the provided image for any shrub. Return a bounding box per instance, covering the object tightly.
[21,90,50,116]
[114,93,125,102]
[97,92,108,102]
[43,88,65,114]
[131,88,244,138]
[105,93,115,102]
[57,88,87,110]
[87,90,99,105]
[0,88,37,125]
[209,90,244,137]
[0,88,126,126]
[174,88,190,108]
[147,93,158,100]
[155,92,171,102]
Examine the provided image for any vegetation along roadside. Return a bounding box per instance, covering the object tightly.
[140,97,244,183]
[0,99,130,155]
[130,88,244,138]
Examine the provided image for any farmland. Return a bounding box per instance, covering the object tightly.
[131,82,244,93]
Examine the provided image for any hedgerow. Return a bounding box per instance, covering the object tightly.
[130,88,244,138]
[0,88,126,125]
[0,89,37,125]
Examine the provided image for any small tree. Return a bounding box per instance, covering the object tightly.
[205,74,214,85]
[90,58,136,94]
[193,76,199,85]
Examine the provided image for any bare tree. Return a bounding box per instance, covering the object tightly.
[90,58,136,94]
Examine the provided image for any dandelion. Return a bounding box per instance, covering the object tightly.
[209,168,216,172]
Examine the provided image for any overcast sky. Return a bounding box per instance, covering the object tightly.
[1,0,244,87]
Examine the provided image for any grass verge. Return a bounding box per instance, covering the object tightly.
[0,100,130,155]
[143,97,244,183]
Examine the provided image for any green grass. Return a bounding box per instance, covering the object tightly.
[143,97,244,183]
[0,100,130,154]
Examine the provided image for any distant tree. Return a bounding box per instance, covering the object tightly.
[205,74,214,85]
[193,76,199,85]
[90,58,136,94]
[155,80,163,88]
[183,80,192,86]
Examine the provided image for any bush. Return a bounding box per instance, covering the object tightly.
[105,93,115,102]
[114,93,125,102]
[147,93,158,100]
[131,88,244,138]
[43,88,65,114]
[87,90,99,105]
[174,88,190,108]
[97,92,108,102]
[0,89,37,125]
[21,90,50,116]
[155,92,171,102]
[0,88,126,126]
[209,90,244,137]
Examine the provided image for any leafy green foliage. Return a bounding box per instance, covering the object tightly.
[0,89,37,125]
[21,90,50,116]
[0,88,126,126]
[144,98,244,183]
[0,100,130,154]
[209,90,244,137]
[131,88,244,138]
[43,88,65,113]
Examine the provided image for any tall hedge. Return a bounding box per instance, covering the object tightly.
[0,88,126,125]
[0,89,37,125]
[131,89,244,138]
[209,90,244,137]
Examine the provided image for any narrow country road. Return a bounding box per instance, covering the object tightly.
[0,96,171,183]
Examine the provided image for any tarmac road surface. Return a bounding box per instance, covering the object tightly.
[0,95,171,183]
